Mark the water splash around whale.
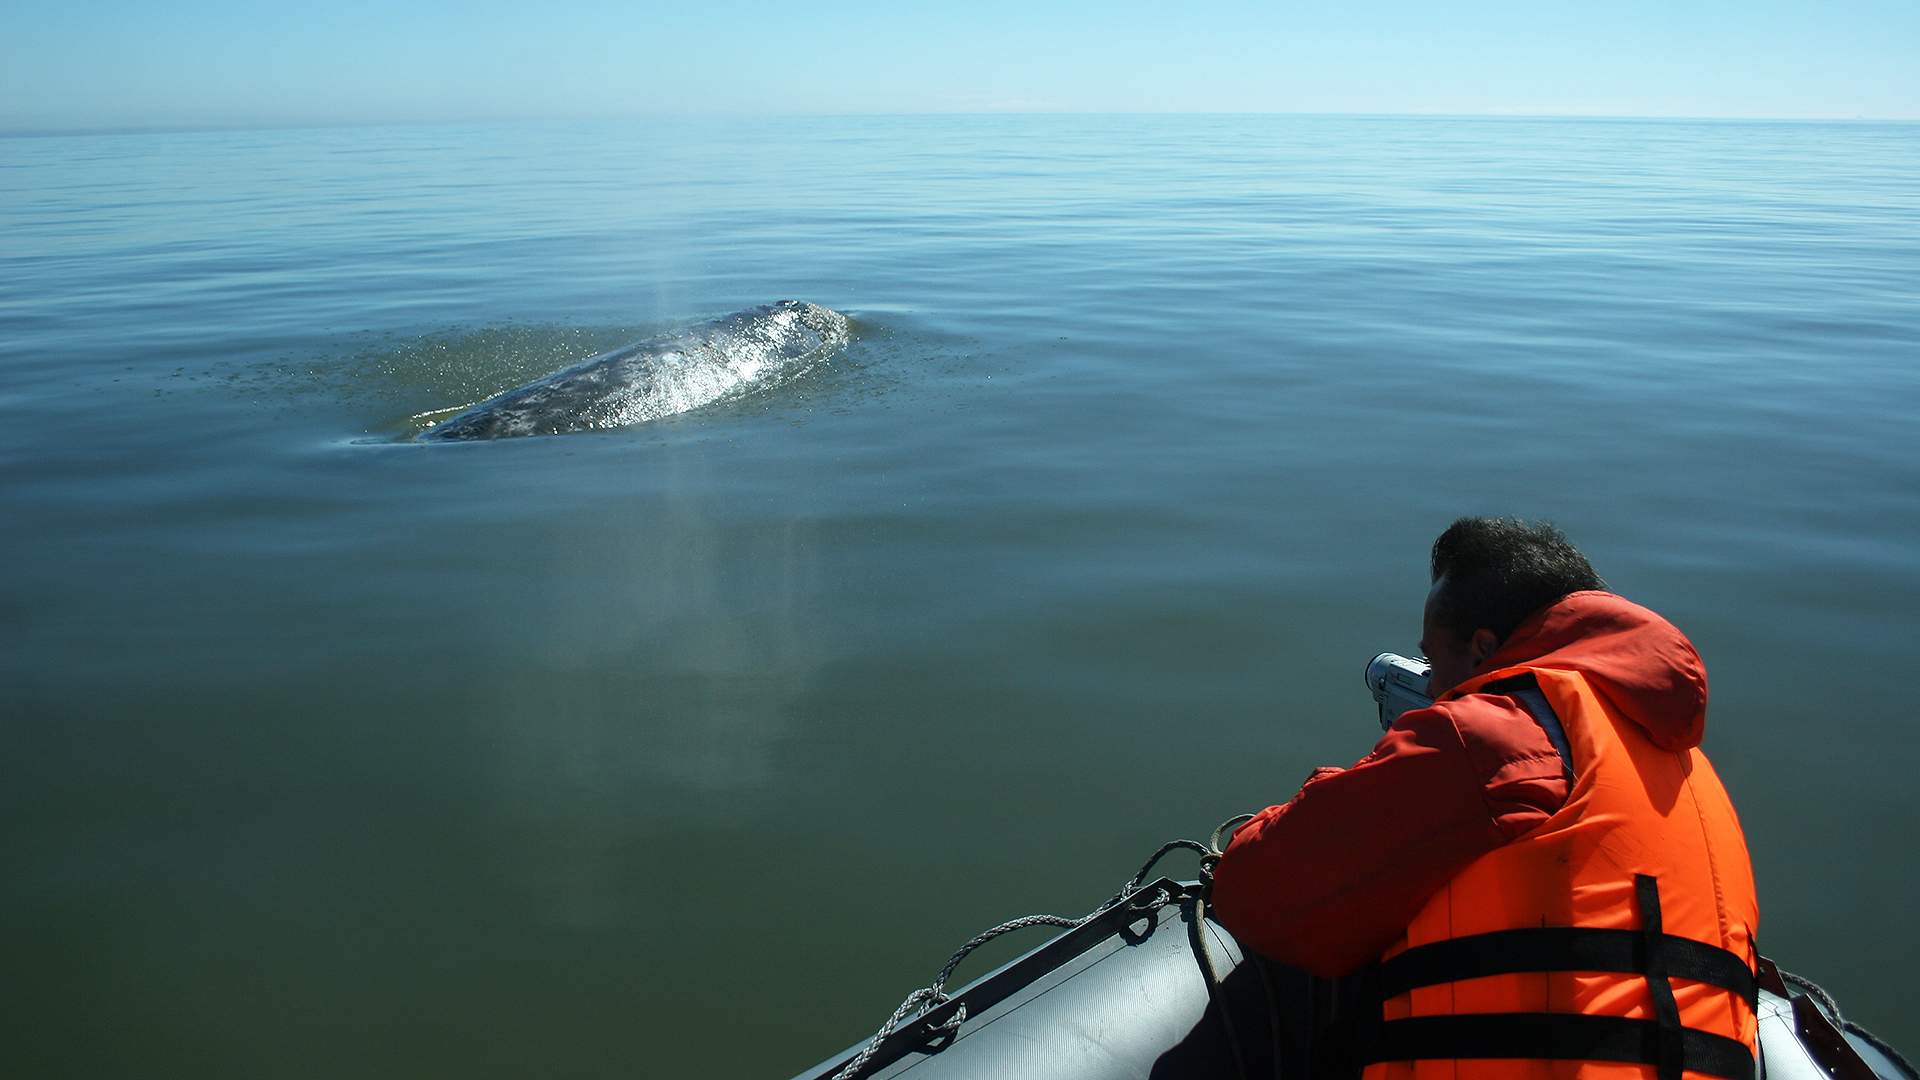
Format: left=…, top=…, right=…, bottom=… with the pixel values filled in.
left=417, top=300, right=851, bottom=441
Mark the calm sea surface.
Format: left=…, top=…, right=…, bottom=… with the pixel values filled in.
left=3, top=115, right=1917, bottom=1076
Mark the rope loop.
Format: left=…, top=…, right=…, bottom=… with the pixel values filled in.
left=1116, top=837, right=1216, bottom=902
left=928, top=1002, right=967, bottom=1038
left=1211, top=812, right=1256, bottom=854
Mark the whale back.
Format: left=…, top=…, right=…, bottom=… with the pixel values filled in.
left=419, top=300, right=850, bottom=441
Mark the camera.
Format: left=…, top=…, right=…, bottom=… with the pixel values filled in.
left=1365, top=652, right=1434, bottom=731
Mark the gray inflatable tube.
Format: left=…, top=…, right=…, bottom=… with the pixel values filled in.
left=789, top=881, right=1914, bottom=1080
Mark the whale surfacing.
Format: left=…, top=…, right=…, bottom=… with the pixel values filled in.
left=418, top=300, right=850, bottom=441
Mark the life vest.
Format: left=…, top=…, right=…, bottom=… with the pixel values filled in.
left=1360, top=663, right=1760, bottom=1080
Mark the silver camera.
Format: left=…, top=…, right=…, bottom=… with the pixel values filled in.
left=1365, top=652, right=1434, bottom=731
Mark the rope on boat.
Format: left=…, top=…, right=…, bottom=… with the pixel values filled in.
left=828, top=832, right=1236, bottom=1080
left=1778, top=968, right=1919, bottom=1079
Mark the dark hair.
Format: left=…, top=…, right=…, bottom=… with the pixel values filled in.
left=1429, top=517, right=1606, bottom=642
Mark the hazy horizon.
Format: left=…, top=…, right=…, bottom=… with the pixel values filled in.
left=6, top=108, right=1917, bottom=141
left=5, top=1, right=1916, bottom=135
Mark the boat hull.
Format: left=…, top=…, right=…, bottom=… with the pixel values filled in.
left=791, top=883, right=1912, bottom=1079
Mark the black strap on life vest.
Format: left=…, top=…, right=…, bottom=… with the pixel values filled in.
left=1478, top=672, right=1575, bottom=781
left=1638, top=873, right=1689, bottom=1080
left=1365, top=1014, right=1755, bottom=1079
left=1363, top=875, right=1757, bottom=1080
left=1373, top=922, right=1758, bottom=1004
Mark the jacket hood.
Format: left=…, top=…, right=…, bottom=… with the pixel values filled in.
left=1471, top=591, right=1709, bottom=751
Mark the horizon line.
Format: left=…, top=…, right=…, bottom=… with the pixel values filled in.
left=5, top=108, right=1915, bottom=140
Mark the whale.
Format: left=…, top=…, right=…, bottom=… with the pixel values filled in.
left=417, top=300, right=851, bottom=441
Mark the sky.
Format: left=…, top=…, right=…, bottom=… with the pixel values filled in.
left=3, top=0, right=1916, bottom=132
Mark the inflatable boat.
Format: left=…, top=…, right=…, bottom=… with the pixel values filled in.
left=787, top=869, right=1914, bottom=1079
left=789, top=655, right=1913, bottom=1079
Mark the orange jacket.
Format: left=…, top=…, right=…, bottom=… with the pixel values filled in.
left=1364, top=652, right=1759, bottom=1079
left=1214, top=592, right=1759, bottom=1077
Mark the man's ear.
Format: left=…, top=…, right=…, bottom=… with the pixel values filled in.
left=1469, top=628, right=1501, bottom=668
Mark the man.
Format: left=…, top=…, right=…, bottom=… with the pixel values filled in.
left=1212, top=517, right=1760, bottom=1079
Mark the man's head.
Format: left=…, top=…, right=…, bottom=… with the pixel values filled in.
left=1420, top=517, right=1607, bottom=696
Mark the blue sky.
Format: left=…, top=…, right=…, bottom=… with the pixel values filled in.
left=4, top=0, right=1916, bottom=131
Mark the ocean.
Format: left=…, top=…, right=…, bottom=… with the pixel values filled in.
left=3, top=114, right=1917, bottom=1076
